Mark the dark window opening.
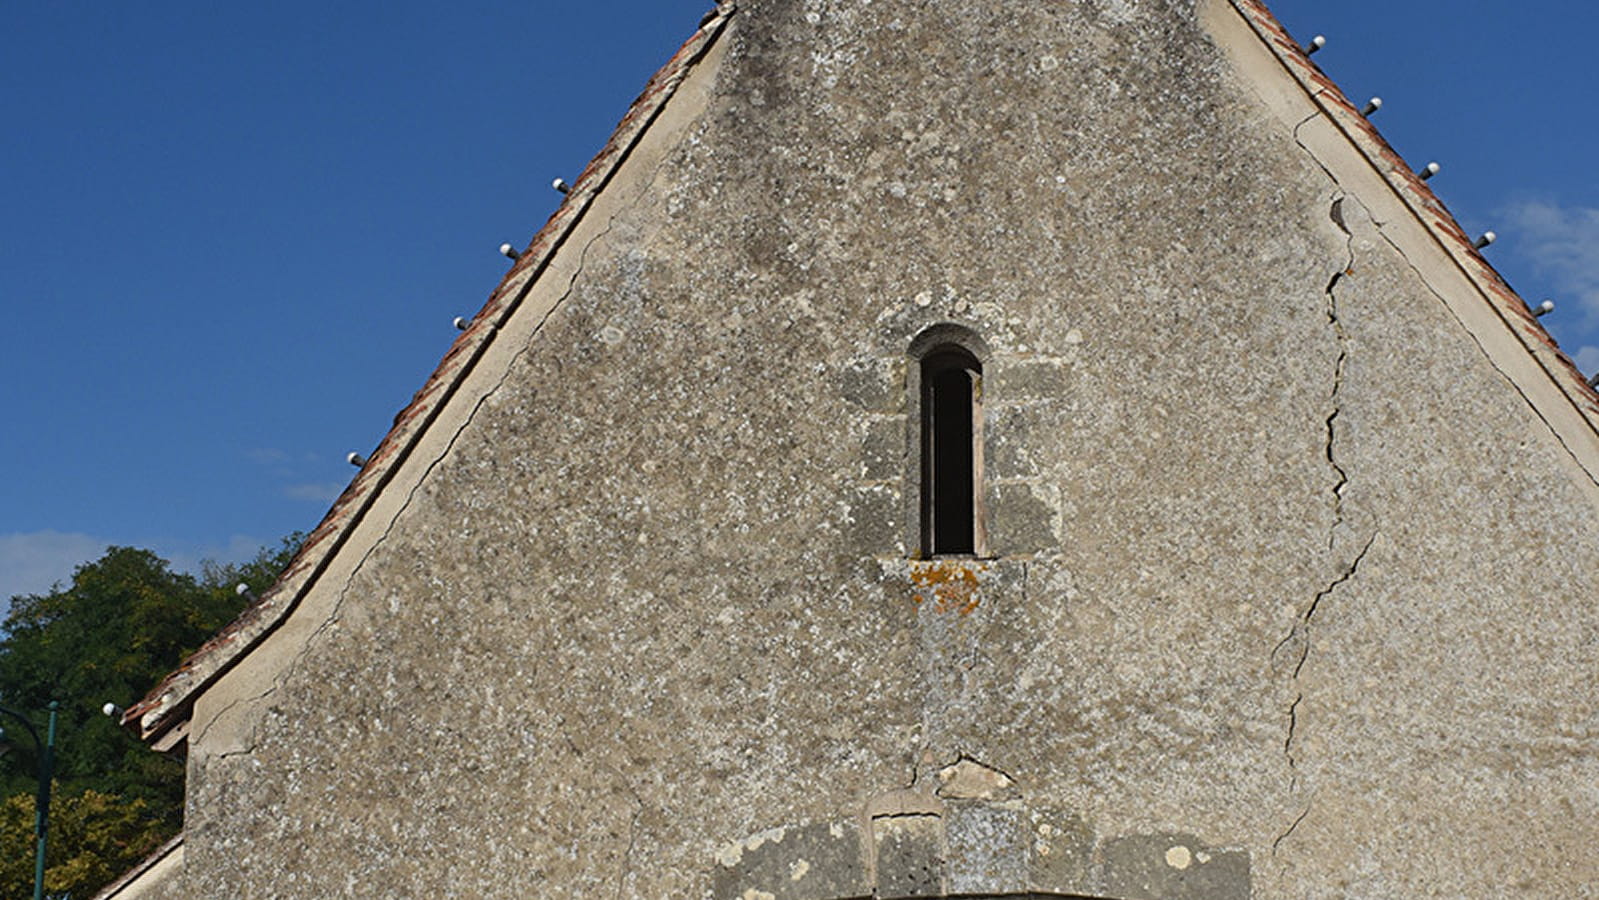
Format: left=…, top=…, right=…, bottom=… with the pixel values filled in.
left=921, top=347, right=983, bottom=556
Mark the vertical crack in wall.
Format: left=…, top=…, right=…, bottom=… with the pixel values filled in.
left=1282, top=694, right=1302, bottom=789
left=1270, top=193, right=1365, bottom=801
left=1018, top=560, right=1028, bottom=605
left=1271, top=802, right=1312, bottom=856
left=615, top=807, right=643, bottom=900
left=1272, top=532, right=1376, bottom=850
left=1323, top=196, right=1356, bottom=550
left=1293, top=96, right=1597, bottom=494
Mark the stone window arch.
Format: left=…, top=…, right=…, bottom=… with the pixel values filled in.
left=909, top=324, right=989, bottom=558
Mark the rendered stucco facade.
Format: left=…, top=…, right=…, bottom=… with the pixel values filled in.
left=122, top=0, right=1599, bottom=897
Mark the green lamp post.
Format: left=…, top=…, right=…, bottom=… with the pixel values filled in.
left=0, top=702, right=57, bottom=900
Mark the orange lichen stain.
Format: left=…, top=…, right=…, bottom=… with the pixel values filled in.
left=910, top=561, right=987, bottom=616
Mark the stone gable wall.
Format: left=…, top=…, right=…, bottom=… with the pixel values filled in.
left=174, top=1, right=1599, bottom=896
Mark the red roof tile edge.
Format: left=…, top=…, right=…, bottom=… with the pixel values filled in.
left=124, top=5, right=737, bottom=744
left=1229, top=0, right=1599, bottom=426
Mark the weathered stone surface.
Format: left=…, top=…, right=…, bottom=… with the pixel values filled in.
left=862, top=414, right=907, bottom=482
left=1101, top=832, right=1250, bottom=900
left=874, top=814, right=944, bottom=897
left=945, top=803, right=1028, bottom=894
left=987, top=482, right=1057, bottom=556
left=713, top=821, right=867, bottom=900
left=1027, top=807, right=1095, bottom=893
left=839, top=356, right=906, bottom=413
left=991, top=359, right=1073, bottom=404
left=848, top=483, right=901, bottom=554
left=161, top=0, right=1599, bottom=897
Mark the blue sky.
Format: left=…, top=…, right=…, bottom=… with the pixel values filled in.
left=2, top=1, right=1595, bottom=599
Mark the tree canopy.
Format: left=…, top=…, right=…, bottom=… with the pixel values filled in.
left=0, top=537, right=298, bottom=897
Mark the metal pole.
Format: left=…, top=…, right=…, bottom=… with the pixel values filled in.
left=31, top=703, right=56, bottom=900
left=0, top=705, right=51, bottom=900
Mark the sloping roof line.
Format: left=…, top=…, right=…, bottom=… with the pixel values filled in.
left=127, top=0, right=1597, bottom=744
left=1228, top=0, right=1599, bottom=431
left=123, top=4, right=738, bottom=743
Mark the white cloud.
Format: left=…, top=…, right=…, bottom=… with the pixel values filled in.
left=284, top=482, right=344, bottom=503
left=0, top=531, right=272, bottom=606
left=1577, top=346, right=1599, bottom=374
left=250, top=448, right=340, bottom=503
left=0, top=530, right=109, bottom=600
left=157, top=534, right=269, bottom=578
left=246, top=447, right=290, bottom=465
left=1503, top=199, right=1599, bottom=327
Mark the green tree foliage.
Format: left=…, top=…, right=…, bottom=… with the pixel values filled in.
left=0, top=788, right=169, bottom=899
left=0, top=536, right=299, bottom=895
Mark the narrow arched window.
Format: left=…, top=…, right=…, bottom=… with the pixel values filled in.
left=920, top=345, right=985, bottom=557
